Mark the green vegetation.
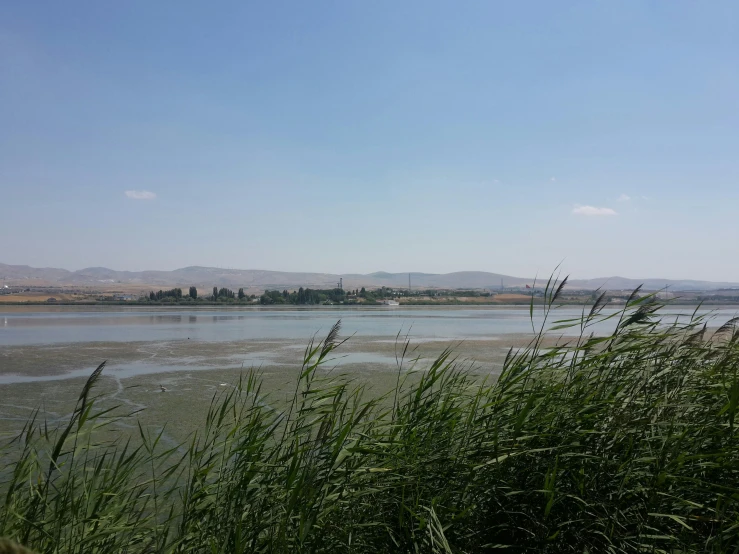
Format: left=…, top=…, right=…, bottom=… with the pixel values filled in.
left=214, top=287, right=236, bottom=300
left=141, top=287, right=257, bottom=304
left=257, top=286, right=493, bottom=305
left=148, top=288, right=184, bottom=301
left=2, top=282, right=739, bottom=553
left=260, top=287, right=348, bottom=305
left=7, top=282, right=739, bottom=306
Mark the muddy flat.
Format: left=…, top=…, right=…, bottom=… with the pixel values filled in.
left=2, top=305, right=735, bottom=442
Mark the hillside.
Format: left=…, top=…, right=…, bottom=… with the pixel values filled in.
left=1, top=263, right=738, bottom=291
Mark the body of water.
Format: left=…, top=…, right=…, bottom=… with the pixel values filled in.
left=2, top=306, right=737, bottom=386
left=1, top=305, right=737, bottom=347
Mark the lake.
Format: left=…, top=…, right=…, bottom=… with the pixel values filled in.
left=1, top=305, right=737, bottom=385
left=4, top=305, right=738, bottom=347
left=1, top=306, right=589, bottom=346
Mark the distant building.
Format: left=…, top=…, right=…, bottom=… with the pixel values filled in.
left=381, top=299, right=400, bottom=306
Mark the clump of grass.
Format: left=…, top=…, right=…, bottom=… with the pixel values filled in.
left=2, top=280, right=738, bottom=553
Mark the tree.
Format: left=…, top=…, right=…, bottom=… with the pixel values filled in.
left=148, top=288, right=183, bottom=301
left=238, top=288, right=245, bottom=300
left=213, top=286, right=218, bottom=300
left=189, top=286, right=197, bottom=300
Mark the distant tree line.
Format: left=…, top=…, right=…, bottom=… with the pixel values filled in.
left=148, top=286, right=357, bottom=304
left=213, top=287, right=235, bottom=299
left=149, top=288, right=183, bottom=301
left=145, top=285, right=499, bottom=304
left=144, top=286, right=255, bottom=303
left=260, top=287, right=347, bottom=305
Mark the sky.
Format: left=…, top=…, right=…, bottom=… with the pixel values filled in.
left=1, top=1, right=738, bottom=281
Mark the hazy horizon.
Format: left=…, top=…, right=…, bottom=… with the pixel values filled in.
left=2, top=1, right=738, bottom=280
left=4, top=260, right=739, bottom=286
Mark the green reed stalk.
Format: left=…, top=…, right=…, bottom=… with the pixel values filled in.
left=2, top=280, right=738, bottom=553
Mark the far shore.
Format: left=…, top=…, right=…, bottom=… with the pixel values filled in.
left=2, top=301, right=739, bottom=311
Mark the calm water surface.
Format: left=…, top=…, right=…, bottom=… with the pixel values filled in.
left=1, top=306, right=737, bottom=347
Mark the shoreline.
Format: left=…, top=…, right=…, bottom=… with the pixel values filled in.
left=3, top=302, right=739, bottom=312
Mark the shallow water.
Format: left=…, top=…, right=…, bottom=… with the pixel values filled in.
left=4, top=306, right=736, bottom=347
left=0, top=307, right=548, bottom=345
left=1, top=306, right=737, bottom=384
left=0, top=351, right=281, bottom=385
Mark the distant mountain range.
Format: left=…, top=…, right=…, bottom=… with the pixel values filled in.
left=1, top=263, right=738, bottom=292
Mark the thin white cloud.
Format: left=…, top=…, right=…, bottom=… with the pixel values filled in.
left=125, top=190, right=157, bottom=200
left=572, top=205, right=617, bottom=216
left=550, top=177, right=556, bottom=182
left=617, top=194, right=631, bottom=202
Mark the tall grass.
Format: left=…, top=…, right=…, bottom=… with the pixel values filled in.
left=2, top=281, right=739, bottom=553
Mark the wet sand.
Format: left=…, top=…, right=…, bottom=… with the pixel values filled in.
left=5, top=302, right=730, bottom=444
left=0, top=332, right=551, bottom=381
left=0, top=332, right=558, bottom=442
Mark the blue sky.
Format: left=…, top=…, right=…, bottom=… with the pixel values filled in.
left=1, top=1, right=738, bottom=280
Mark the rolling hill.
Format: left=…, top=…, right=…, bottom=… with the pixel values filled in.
left=1, top=263, right=737, bottom=292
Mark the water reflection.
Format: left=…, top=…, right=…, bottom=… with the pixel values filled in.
left=0, top=307, right=736, bottom=347
left=148, top=315, right=183, bottom=323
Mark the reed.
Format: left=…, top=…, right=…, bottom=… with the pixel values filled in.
left=2, top=279, right=738, bottom=553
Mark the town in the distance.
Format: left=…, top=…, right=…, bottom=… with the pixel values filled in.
left=2, top=262, right=739, bottom=306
